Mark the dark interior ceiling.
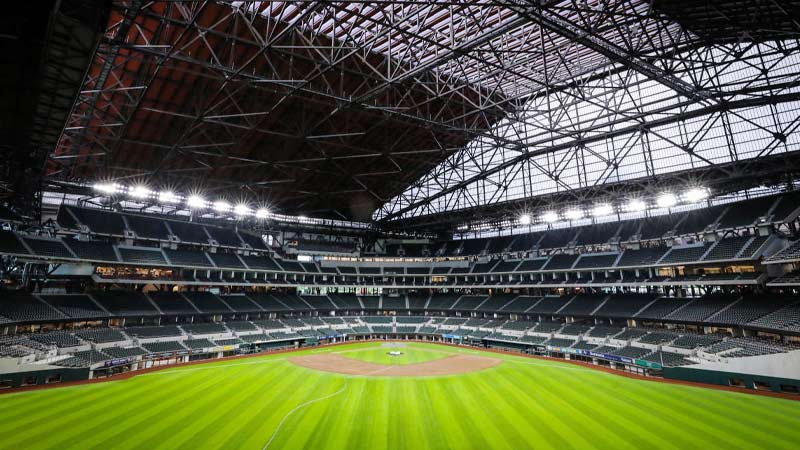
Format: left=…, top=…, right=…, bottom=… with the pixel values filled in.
left=1, top=0, right=106, bottom=219
left=41, top=1, right=512, bottom=221
left=8, top=0, right=800, bottom=227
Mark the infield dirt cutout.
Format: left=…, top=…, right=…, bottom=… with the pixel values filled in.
left=289, top=353, right=501, bottom=376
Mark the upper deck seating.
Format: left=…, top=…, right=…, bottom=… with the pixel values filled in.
left=125, top=214, right=170, bottom=240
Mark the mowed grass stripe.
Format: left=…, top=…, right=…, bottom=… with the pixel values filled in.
left=491, top=367, right=643, bottom=450
left=210, top=363, right=333, bottom=450
left=422, top=379, right=476, bottom=449
left=613, top=378, right=771, bottom=448
left=469, top=369, right=558, bottom=449
left=444, top=373, right=513, bottom=450
left=196, top=364, right=308, bottom=450
left=529, top=367, right=668, bottom=446
left=68, top=364, right=244, bottom=450
left=501, top=369, right=602, bottom=450
left=545, top=372, right=695, bottom=450
left=327, top=379, right=374, bottom=450
left=252, top=370, right=348, bottom=449
left=619, top=377, right=798, bottom=449
left=134, top=362, right=286, bottom=450
left=468, top=366, right=586, bottom=450
left=268, top=375, right=349, bottom=450
left=457, top=371, right=523, bottom=450
left=1, top=374, right=186, bottom=449
left=292, top=376, right=353, bottom=450
left=244, top=367, right=342, bottom=450
left=0, top=377, right=160, bottom=435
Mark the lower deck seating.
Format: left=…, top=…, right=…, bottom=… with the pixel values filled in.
left=670, top=334, right=723, bottom=349
left=519, top=335, right=547, bottom=344
left=184, top=292, right=232, bottom=313
left=39, top=295, right=107, bottom=319
left=706, top=296, right=796, bottom=325
left=637, top=331, right=678, bottom=345
left=75, top=328, right=126, bottom=343
left=571, top=341, right=598, bottom=350
left=610, top=346, right=650, bottom=359
left=125, top=326, right=182, bottom=338
left=501, top=320, right=536, bottom=331
left=224, top=321, right=257, bottom=331
left=0, top=291, right=65, bottom=322
left=29, top=331, right=82, bottom=348
left=142, top=341, right=187, bottom=353
left=92, top=291, right=160, bottom=316
left=183, top=338, right=216, bottom=349
left=500, top=296, right=540, bottom=313
left=533, top=322, right=563, bottom=333
left=103, top=346, right=147, bottom=358
left=640, top=351, right=693, bottom=367
left=182, top=323, right=227, bottom=335
left=664, top=295, right=732, bottom=322
left=614, top=328, right=649, bottom=340
left=586, top=326, right=624, bottom=337
left=545, top=337, right=575, bottom=347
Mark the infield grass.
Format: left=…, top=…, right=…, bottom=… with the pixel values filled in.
left=0, top=341, right=798, bottom=450
left=335, top=343, right=451, bottom=365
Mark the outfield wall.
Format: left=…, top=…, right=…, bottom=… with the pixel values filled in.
left=0, top=366, right=88, bottom=389
left=663, top=366, right=800, bottom=393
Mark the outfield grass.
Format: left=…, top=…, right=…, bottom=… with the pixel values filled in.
left=0, top=342, right=798, bottom=450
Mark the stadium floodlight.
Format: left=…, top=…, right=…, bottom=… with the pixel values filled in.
left=187, top=195, right=207, bottom=209
left=128, top=185, right=152, bottom=199
left=519, top=214, right=532, bottom=225
left=213, top=200, right=231, bottom=213
left=255, top=208, right=270, bottom=219
left=684, top=187, right=709, bottom=203
left=625, top=199, right=647, bottom=212
left=92, top=182, right=121, bottom=194
left=657, top=192, right=678, bottom=208
left=158, top=190, right=179, bottom=204
left=592, top=203, right=613, bottom=217
left=233, top=203, right=251, bottom=216
left=564, top=209, right=584, bottom=220
left=541, top=211, right=559, bottom=223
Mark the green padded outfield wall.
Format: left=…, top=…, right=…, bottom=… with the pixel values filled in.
left=0, top=367, right=89, bottom=389
left=664, top=366, right=800, bottom=393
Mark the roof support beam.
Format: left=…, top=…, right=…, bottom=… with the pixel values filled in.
left=500, top=0, right=713, bottom=101
left=376, top=91, right=800, bottom=223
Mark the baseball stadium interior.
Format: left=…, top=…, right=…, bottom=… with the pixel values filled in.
left=2, top=1, right=800, bottom=449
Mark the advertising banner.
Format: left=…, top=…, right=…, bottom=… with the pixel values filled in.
left=635, top=359, right=662, bottom=370
left=103, top=357, right=132, bottom=367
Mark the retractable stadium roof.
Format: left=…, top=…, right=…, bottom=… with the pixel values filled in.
left=12, top=0, right=800, bottom=227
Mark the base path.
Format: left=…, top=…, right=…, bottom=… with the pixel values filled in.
left=289, top=353, right=501, bottom=376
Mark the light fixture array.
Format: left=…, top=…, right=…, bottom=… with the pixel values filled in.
left=91, top=182, right=270, bottom=219
left=518, top=187, right=710, bottom=226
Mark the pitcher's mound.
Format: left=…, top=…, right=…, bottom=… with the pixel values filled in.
left=289, top=353, right=501, bottom=377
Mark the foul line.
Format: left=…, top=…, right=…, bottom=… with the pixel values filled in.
left=261, top=380, right=349, bottom=450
